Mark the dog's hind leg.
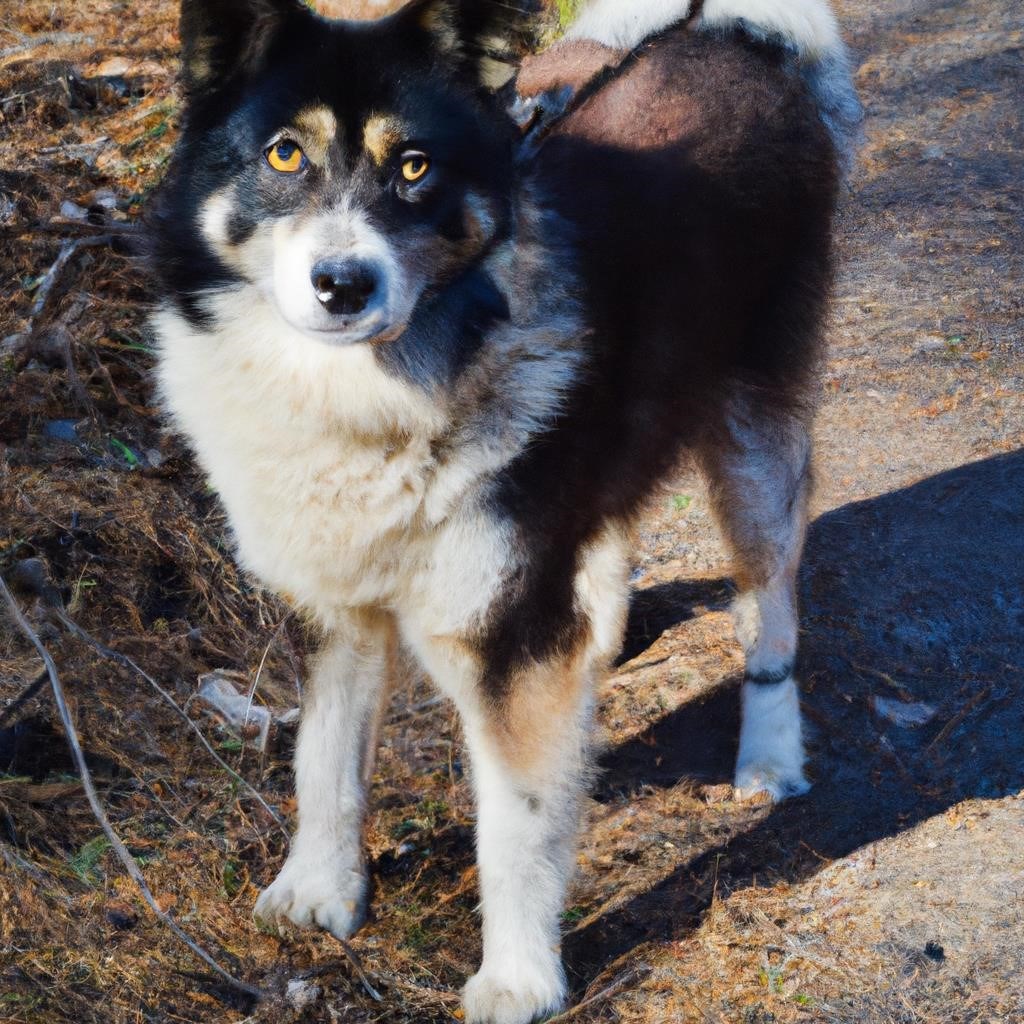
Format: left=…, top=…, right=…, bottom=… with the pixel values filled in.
left=696, top=395, right=813, bottom=802
left=254, top=609, right=394, bottom=939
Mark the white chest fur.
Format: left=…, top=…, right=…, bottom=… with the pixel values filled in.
left=153, top=294, right=465, bottom=621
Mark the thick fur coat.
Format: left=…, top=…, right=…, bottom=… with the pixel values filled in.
left=148, top=1, right=857, bottom=1020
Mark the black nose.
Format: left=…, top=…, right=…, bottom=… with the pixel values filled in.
left=311, top=259, right=380, bottom=316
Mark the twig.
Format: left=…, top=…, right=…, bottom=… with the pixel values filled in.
left=52, top=608, right=290, bottom=839
left=29, top=235, right=114, bottom=319
left=926, top=685, right=994, bottom=753
left=0, top=218, right=139, bottom=240
left=8, top=234, right=122, bottom=345
left=0, top=31, right=92, bottom=59
left=0, top=668, right=48, bottom=727
left=542, top=964, right=650, bottom=1023
left=387, top=693, right=444, bottom=723
left=245, top=616, right=290, bottom=710
left=337, top=938, right=383, bottom=1002
left=242, top=615, right=291, bottom=767
left=0, top=840, right=50, bottom=883
left=0, top=575, right=265, bottom=1002
left=852, top=662, right=916, bottom=703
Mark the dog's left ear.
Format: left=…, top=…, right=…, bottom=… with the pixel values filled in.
left=400, top=0, right=540, bottom=88
left=179, top=0, right=301, bottom=97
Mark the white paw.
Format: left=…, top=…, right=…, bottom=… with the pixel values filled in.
left=734, top=677, right=809, bottom=803
left=462, top=963, right=567, bottom=1024
left=254, top=852, right=367, bottom=940
left=733, top=762, right=810, bottom=802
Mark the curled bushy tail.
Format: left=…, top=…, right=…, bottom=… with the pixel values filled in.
left=565, top=0, right=863, bottom=172
left=796, top=42, right=863, bottom=174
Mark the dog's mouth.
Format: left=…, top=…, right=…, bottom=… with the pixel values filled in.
left=293, top=312, right=406, bottom=347
left=276, top=292, right=415, bottom=346
left=270, top=279, right=415, bottom=348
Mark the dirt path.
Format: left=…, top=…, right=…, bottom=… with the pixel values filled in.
left=1, top=1, right=1021, bottom=1022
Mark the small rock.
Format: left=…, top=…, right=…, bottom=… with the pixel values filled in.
left=59, top=200, right=89, bottom=221
left=105, top=901, right=139, bottom=930
left=276, top=707, right=301, bottom=727
left=286, top=978, right=322, bottom=1011
left=871, top=695, right=937, bottom=728
left=45, top=419, right=82, bottom=443
left=86, top=189, right=119, bottom=209
left=195, top=671, right=289, bottom=752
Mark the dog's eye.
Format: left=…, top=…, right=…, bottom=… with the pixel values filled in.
left=266, top=140, right=306, bottom=174
left=400, top=153, right=430, bottom=183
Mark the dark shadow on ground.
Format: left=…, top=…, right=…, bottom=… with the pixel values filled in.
left=615, top=577, right=733, bottom=667
left=567, top=449, right=1024, bottom=987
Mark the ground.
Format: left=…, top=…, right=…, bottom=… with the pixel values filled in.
left=0, top=1, right=1022, bottom=1022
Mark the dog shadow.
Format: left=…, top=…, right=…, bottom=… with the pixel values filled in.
left=566, top=448, right=1024, bottom=986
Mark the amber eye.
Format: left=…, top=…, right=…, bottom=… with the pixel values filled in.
left=401, top=153, right=430, bottom=183
left=266, top=140, right=306, bottom=174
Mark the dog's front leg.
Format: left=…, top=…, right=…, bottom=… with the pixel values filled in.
left=254, top=610, right=393, bottom=940
left=412, top=634, right=595, bottom=1024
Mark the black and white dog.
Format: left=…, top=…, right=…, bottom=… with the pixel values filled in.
left=148, top=1, right=858, bottom=1019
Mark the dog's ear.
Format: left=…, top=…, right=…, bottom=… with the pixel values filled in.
left=399, top=0, right=540, bottom=88
left=179, top=0, right=299, bottom=96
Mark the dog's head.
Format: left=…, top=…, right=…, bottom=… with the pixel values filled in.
left=154, top=0, right=536, bottom=344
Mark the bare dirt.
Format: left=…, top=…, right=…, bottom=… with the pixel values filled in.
left=1, top=1, right=1022, bottom=1022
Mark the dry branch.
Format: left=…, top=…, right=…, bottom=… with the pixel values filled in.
left=543, top=963, right=651, bottom=1023
left=52, top=607, right=290, bottom=838
left=28, top=235, right=115, bottom=322
left=337, top=938, right=383, bottom=1002
left=0, top=31, right=93, bottom=59
left=0, top=574, right=266, bottom=1002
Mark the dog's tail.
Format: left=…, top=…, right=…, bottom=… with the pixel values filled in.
left=564, top=0, right=863, bottom=173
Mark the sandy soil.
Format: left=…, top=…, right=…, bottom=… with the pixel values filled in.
left=1, top=1, right=1021, bottom=1022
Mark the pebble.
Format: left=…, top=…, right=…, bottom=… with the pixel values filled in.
left=286, top=978, right=322, bottom=1011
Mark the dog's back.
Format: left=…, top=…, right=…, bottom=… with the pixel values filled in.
left=485, top=24, right=840, bottom=680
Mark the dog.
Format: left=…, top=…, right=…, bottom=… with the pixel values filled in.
left=147, top=1, right=858, bottom=1020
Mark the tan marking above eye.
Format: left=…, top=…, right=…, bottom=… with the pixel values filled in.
left=401, top=154, right=430, bottom=183
left=364, top=114, right=406, bottom=166
left=293, top=105, right=337, bottom=154
left=266, top=140, right=306, bottom=173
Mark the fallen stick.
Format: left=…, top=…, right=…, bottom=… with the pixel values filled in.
left=542, top=963, right=651, bottom=1023
left=337, top=938, right=383, bottom=1002
left=52, top=608, right=290, bottom=839
left=925, top=685, right=994, bottom=754
left=0, top=575, right=265, bottom=1002
left=27, top=234, right=115, bottom=327
left=0, top=218, right=140, bottom=238
left=0, top=31, right=93, bottom=60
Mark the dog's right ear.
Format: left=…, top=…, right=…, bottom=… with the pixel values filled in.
left=179, top=0, right=298, bottom=96
left=397, top=0, right=540, bottom=88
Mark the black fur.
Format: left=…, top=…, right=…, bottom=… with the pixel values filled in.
left=480, top=29, right=837, bottom=690
left=374, top=266, right=510, bottom=389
